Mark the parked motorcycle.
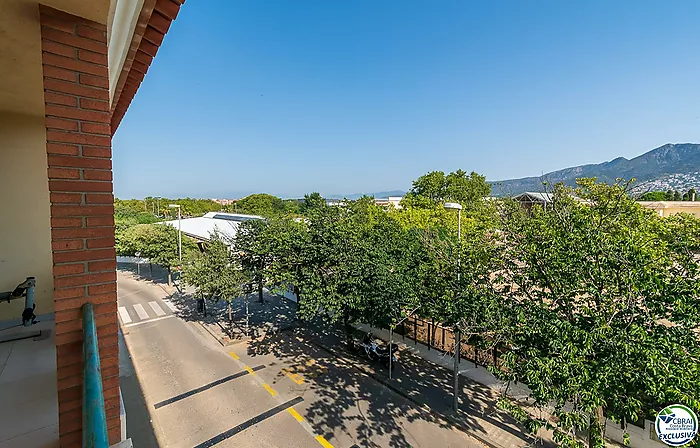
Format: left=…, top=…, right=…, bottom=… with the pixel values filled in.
left=358, top=332, right=398, bottom=368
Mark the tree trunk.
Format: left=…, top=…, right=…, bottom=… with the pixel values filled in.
left=258, top=279, right=264, bottom=303
left=588, top=407, right=605, bottom=448
left=149, top=262, right=153, bottom=277
left=294, top=285, right=301, bottom=309
left=167, top=267, right=172, bottom=286
left=227, top=301, right=232, bottom=322
left=245, top=297, right=250, bottom=337
left=343, top=310, right=352, bottom=347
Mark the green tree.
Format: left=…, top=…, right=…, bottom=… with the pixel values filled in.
left=234, top=219, right=275, bottom=303
left=682, top=188, right=697, bottom=201
left=116, top=223, right=196, bottom=285
left=114, top=198, right=160, bottom=232
left=638, top=191, right=668, bottom=201
left=264, top=217, right=310, bottom=306
left=162, top=198, right=223, bottom=217
left=494, top=179, right=700, bottom=447
left=300, top=192, right=326, bottom=215
left=408, top=171, right=446, bottom=202
left=182, top=233, right=245, bottom=322
left=404, top=169, right=491, bottom=208
left=673, top=190, right=681, bottom=201
left=293, top=200, right=423, bottom=343
left=236, top=194, right=286, bottom=217
left=283, top=199, right=302, bottom=215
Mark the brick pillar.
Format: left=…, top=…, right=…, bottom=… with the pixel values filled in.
left=39, top=6, right=121, bottom=447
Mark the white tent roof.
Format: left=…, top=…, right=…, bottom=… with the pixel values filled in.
left=160, top=212, right=264, bottom=242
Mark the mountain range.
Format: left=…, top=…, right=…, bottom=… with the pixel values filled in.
left=313, top=143, right=700, bottom=200
left=491, top=143, right=700, bottom=196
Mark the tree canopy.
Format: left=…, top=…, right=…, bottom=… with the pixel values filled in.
left=181, top=233, right=245, bottom=320
left=117, top=171, right=700, bottom=448
left=116, top=223, right=197, bottom=283
left=233, top=193, right=287, bottom=218
left=639, top=189, right=698, bottom=201
left=291, top=199, right=425, bottom=339
left=493, top=179, right=700, bottom=447
left=300, top=192, right=326, bottom=214
left=233, top=218, right=277, bottom=302
left=404, top=169, right=491, bottom=208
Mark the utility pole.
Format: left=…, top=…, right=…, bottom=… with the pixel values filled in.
left=444, top=202, right=463, bottom=413
left=168, top=204, right=182, bottom=264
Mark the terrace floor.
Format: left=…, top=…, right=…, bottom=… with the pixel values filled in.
left=0, top=318, right=58, bottom=448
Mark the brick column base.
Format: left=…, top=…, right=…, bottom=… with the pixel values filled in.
left=39, top=5, right=120, bottom=446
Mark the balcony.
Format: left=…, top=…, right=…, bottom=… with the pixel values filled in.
left=0, top=1, right=183, bottom=445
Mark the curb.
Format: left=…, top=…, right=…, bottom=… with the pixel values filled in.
left=195, top=320, right=248, bottom=347
left=302, top=333, right=509, bottom=448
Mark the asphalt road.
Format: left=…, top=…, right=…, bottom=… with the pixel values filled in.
left=118, top=270, right=481, bottom=448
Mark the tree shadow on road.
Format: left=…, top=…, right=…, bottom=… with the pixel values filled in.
left=123, top=271, right=543, bottom=448
left=118, top=261, right=173, bottom=287
left=240, top=297, right=541, bottom=448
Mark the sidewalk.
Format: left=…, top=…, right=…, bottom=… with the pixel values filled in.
left=300, top=322, right=553, bottom=448
left=158, top=277, right=299, bottom=346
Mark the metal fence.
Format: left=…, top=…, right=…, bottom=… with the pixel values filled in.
left=393, top=316, right=502, bottom=370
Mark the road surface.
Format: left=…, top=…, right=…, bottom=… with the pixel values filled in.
left=118, top=270, right=481, bottom=448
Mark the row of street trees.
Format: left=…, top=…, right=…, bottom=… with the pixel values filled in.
left=639, top=188, right=698, bottom=201
left=188, top=171, right=699, bottom=448
left=116, top=223, right=197, bottom=285
left=118, top=170, right=699, bottom=448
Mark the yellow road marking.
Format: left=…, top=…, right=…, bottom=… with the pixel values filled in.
left=282, top=368, right=305, bottom=385
left=244, top=365, right=255, bottom=375
left=287, top=408, right=304, bottom=422
left=315, top=435, right=334, bottom=448
left=262, top=383, right=277, bottom=397
left=228, top=351, right=239, bottom=360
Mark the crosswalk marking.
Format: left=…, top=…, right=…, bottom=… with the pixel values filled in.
left=118, top=301, right=176, bottom=327
left=118, top=306, right=132, bottom=324
left=148, top=301, right=166, bottom=316
left=133, top=303, right=149, bottom=320
left=123, top=315, right=175, bottom=328
left=161, top=299, right=178, bottom=313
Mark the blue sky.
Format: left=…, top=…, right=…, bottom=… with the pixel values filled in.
left=113, top=1, right=700, bottom=199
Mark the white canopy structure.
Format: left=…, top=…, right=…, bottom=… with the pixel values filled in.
left=161, top=212, right=264, bottom=242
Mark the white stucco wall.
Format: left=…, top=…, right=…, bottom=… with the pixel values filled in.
left=0, top=112, right=54, bottom=320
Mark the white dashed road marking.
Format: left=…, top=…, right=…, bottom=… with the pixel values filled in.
left=161, top=299, right=178, bottom=313
left=133, top=303, right=149, bottom=320
left=148, top=301, right=166, bottom=316
left=118, top=306, right=132, bottom=324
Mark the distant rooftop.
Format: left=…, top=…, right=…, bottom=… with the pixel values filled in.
left=161, top=212, right=264, bottom=242
left=205, top=212, right=264, bottom=222
left=513, top=192, right=554, bottom=203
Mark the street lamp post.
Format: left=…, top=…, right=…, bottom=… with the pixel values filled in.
left=444, top=202, right=462, bottom=413
left=168, top=204, right=182, bottom=264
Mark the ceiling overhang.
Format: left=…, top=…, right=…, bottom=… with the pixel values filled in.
left=109, top=0, right=183, bottom=134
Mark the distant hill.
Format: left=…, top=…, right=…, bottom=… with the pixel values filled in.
left=491, top=143, right=700, bottom=196
left=326, top=190, right=407, bottom=200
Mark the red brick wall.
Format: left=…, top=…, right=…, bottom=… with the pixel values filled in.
left=39, top=5, right=121, bottom=446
